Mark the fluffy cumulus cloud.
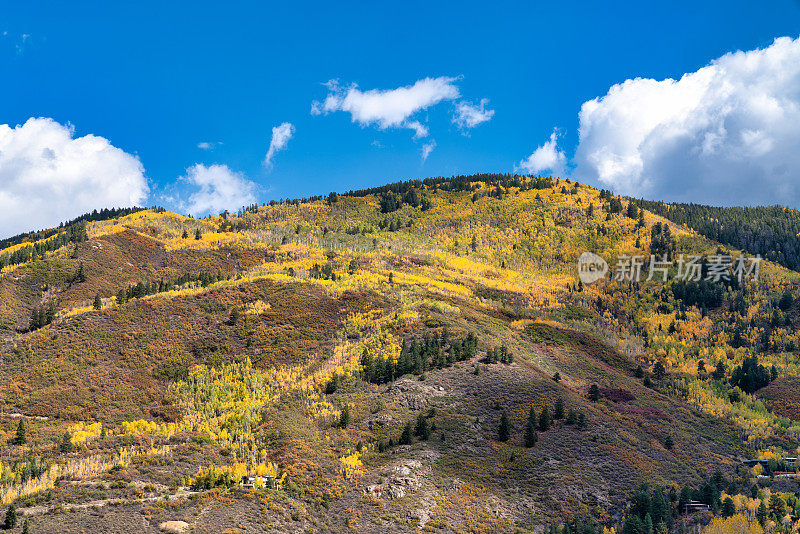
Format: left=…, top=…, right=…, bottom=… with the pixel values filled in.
left=574, top=36, right=800, bottom=205
left=311, top=77, right=460, bottom=137
left=181, top=163, right=257, bottom=216
left=264, top=122, right=295, bottom=167
left=0, top=117, right=148, bottom=238
left=453, top=98, right=495, bottom=130
left=517, top=129, right=566, bottom=176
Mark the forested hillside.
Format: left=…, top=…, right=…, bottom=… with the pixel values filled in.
left=0, top=207, right=145, bottom=251
left=634, top=199, right=800, bottom=271
left=1, top=176, right=799, bottom=533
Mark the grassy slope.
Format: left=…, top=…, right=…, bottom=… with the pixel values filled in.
left=757, top=377, right=800, bottom=421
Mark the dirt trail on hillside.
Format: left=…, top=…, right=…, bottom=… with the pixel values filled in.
left=17, top=486, right=198, bottom=517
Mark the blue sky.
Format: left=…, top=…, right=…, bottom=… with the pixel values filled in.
left=1, top=1, right=800, bottom=236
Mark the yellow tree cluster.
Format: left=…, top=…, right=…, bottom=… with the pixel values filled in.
left=339, top=450, right=364, bottom=482
left=0, top=443, right=171, bottom=505
left=702, top=515, right=763, bottom=534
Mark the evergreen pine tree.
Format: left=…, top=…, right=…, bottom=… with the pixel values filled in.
left=414, top=414, right=430, bottom=441
left=60, top=432, right=74, bottom=453
left=195, top=228, right=202, bottom=240
left=712, top=361, right=726, bottom=381
left=93, top=293, right=102, bottom=310
left=653, top=361, right=666, bottom=379
left=397, top=341, right=409, bottom=375
left=4, top=505, right=16, bottom=529
left=498, top=411, right=510, bottom=442
left=399, top=421, right=413, bottom=445
left=577, top=412, right=587, bottom=428
left=566, top=409, right=577, bottom=425
left=339, top=404, right=350, bottom=428
left=770, top=494, right=787, bottom=518
left=29, top=307, right=41, bottom=331
left=524, top=406, right=538, bottom=448
left=182, top=229, right=189, bottom=239
left=650, top=488, right=668, bottom=525
left=325, top=373, right=340, bottom=394
left=721, top=497, right=735, bottom=517
left=413, top=348, right=424, bottom=375
left=15, top=420, right=26, bottom=445
left=554, top=398, right=564, bottom=420
left=643, top=513, right=653, bottom=534
left=538, top=406, right=550, bottom=431
left=757, top=501, right=768, bottom=525
left=622, top=516, right=642, bottom=534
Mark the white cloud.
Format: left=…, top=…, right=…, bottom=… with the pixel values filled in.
left=0, top=117, right=148, bottom=238
left=574, top=36, right=800, bottom=205
left=181, top=163, right=256, bottom=215
left=405, top=120, right=429, bottom=139
left=264, top=122, right=294, bottom=167
left=421, top=140, right=436, bottom=162
left=517, top=130, right=566, bottom=176
left=311, top=77, right=460, bottom=137
left=197, top=141, right=225, bottom=151
left=453, top=98, right=495, bottom=130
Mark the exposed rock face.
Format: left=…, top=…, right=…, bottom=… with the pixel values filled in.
left=359, top=411, right=397, bottom=430
left=388, top=459, right=423, bottom=498
left=159, top=521, right=189, bottom=533
left=385, top=379, right=442, bottom=410
left=364, top=484, right=383, bottom=498
left=361, top=458, right=424, bottom=501
left=388, top=484, right=407, bottom=499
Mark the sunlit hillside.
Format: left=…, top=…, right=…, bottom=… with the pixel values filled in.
left=2, top=174, right=800, bottom=533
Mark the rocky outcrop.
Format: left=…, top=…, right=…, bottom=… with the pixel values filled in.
left=159, top=521, right=189, bottom=533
